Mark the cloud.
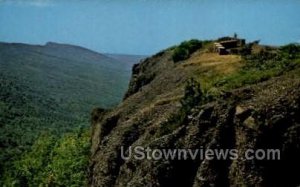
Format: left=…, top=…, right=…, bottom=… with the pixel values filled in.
left=0, top=0, right=53, bottom=7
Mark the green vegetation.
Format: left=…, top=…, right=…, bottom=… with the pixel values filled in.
left=158, top=78, right=203, bottom=136
left=280, top=43, right=300, bottom=59
left=0, top=43, right=134, bottom=185
left=159, top=43, right=300, bottom=138
left=164, top=42, right=300, bottom=136
left=214, top=44, right=300, bottom=90
left=180, top=78, right=203, bottom=112
left=139, top=41, right=300, bottom=140
left=1, top=39, right=300, bottom=186
left=2, top=130, right=90, bottom=186
left=172, top=39, right=203, bottom=62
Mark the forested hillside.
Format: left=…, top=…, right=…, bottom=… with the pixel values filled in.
left=0, top=42, right=143, bottom=185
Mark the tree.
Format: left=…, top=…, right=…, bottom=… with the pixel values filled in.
left=172, top=47, right=189, bottom=62
left=180, top=78, right=203, bottom=112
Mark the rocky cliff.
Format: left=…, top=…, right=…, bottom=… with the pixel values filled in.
left=89, top=41, right=300, bottom=187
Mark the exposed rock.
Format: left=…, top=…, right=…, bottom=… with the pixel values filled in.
left=90, top=47, right=300, bottom=186
left=235, top=106, right=245, bottom=116
left=243, top=116, right=256, bottom=130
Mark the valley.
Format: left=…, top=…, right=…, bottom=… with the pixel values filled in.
left=0, top=42, right=144, bottom=185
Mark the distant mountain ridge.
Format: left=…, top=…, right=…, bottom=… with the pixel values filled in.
left=0, top=41, right=144, bottom=122
left=0, top=41, right=145, bottom=181
left=0, top=41, right=144, bottom=70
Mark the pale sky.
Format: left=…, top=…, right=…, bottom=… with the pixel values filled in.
left=1, top=0, right=300, bottom=55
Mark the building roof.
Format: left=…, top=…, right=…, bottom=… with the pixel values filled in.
left=219, top=39, right=240, bottom=44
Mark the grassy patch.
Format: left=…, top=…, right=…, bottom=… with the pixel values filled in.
left=213, top=44, right=300, bottom=91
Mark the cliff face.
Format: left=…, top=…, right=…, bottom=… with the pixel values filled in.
left=89, top=43, right=300, bottom=187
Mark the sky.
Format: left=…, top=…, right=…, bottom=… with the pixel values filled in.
left=0, top=0, right=300, bottom=55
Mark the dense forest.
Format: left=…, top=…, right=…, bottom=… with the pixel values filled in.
left=0, top=42, right=142, bottom=186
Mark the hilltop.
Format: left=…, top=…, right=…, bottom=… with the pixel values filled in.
left=90, top=38, right=300, bottom=186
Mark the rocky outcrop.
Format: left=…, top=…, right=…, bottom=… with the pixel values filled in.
left=89, top=48, right=300, bottom=186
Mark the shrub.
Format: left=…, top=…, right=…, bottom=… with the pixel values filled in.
left=180, top=39, right=203, bottom=54
left=280, top=44, right=300, bottom=59
left=180, top=78, right=203, bottom=113
left=214, top=44, right=300, bottom=90
left=172, top=39, right=203, bottom=62
left=173, top=47, right=189, bottom=62
left=158, top=78, right=203, bottom=136
left=243, top=50, right=281, bottom=70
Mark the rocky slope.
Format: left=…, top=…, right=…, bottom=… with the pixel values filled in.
left=89, top=41, right=300, bottom=186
